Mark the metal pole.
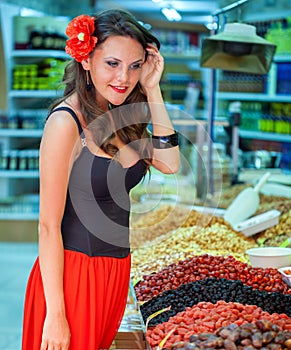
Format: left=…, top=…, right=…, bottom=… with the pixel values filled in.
left=206, top=0, right=252, bottom=197
left=206, top=67, right=216, bottom=196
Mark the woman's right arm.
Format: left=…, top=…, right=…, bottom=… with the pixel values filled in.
left=38, top=111, right=80, bottom=350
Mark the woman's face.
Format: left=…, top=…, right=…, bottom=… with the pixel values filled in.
left=83, top=35, right=145, bottom=109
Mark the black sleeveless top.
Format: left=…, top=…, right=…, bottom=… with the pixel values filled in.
left=48, top=107, right=146, bottom=258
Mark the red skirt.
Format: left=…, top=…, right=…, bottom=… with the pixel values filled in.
left=22, top=250, right=131, bottom=350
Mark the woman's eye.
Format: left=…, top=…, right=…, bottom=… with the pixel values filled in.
left=106, top=61, right=142, bottom=70
left=107, top=61, right=118, bottom=67
left=130, top=63, right=142, bottom=70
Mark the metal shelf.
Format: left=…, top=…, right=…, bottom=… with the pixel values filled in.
left=274, top=55, right=291, bottom=62
left=163, top=52, right=201, bottom=63
left=217, top=92, right=291, bottom=103
left=0, top=170, right=39, bottom=178
left=172, top=118, right=228, bottom=127
left=239, top=130, right=291, bottom=143
left=12, top=49, right=69, bottom=59
left=0, top=129, right=43, bottom=137
left=9, top=90, right=63, bottom=98
left=0, top=212, right=39, bottom=220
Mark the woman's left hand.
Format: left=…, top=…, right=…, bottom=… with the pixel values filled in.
left=139, top=44, right=164, bottom=92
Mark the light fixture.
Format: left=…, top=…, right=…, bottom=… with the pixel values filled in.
left=206, top=21, right=218, bottom=31
left=161, top=7, right=182, bottom=22
left=200, top=22, right=277, bottom=74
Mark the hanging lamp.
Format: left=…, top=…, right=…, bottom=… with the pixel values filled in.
left=200, top=22, right=277, bottom=74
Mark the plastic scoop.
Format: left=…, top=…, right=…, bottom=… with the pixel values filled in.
left=224, top=171, right=271, bottom=226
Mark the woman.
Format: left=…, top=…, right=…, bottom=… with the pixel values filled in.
left=22, top=8, right=180, bottom=350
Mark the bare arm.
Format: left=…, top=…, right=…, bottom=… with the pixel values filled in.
left=140, top=44, right=180, bottom=174
left=38, top=111, right=79, bottom=350
left=146, top=86, right=180, bottom=174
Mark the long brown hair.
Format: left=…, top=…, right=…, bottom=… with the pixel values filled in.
left=50, top=9, right=161, bottom=171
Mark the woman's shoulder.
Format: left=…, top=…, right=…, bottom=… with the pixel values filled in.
left=48, top=99, right=85, bottom=128
left=42, top=108, right=82, bottom=147
left=46, top=107, right=76, bottom=129
left=42, top=104, right=84, bottom=158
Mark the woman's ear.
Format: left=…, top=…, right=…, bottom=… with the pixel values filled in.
left=81, top=59, right=90, bottom=70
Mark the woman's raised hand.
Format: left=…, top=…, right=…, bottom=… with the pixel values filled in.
left=139, top=43, right=164, bottom=93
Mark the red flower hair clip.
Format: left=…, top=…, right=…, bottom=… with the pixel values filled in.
left=65, top=14, right=98, bottom=62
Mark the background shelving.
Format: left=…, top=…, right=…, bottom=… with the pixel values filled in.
left=216, top=56, right=291, bottom=145
left=0, top=4, right=70, bottom=220
left=161, top=53, right=205, bottom=108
